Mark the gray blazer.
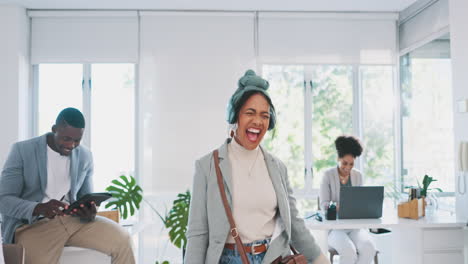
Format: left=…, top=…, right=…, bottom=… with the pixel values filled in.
left=319, top=167, right=363, bottom=210
left=185, top=139, right=321, bottom=264
left=0, top=134, right=93, bottom=243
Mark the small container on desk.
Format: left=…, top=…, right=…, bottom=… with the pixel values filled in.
left=397, top=198, right=425, bottom=220
left=326, top=202, right=337, bottom=220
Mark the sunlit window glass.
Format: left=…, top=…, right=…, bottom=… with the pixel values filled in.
left=400, top=39, right=454, bottom=192
left=91, top=64, right=135, bottom=192
left=361, top=66, right=395, bottom=187
left=311, top=66, right=353, bottom=187
left=38, top=64, right=83, bottom=135
left=262, top=65, right=306, bottom=189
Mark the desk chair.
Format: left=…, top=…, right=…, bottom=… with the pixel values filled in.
left=2, top=244, right=25, bottom=264
left=317, top=197, right=380, bottom=264
left=328, top=247, right=379, bottom=264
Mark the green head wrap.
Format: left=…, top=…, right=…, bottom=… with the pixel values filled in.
left=226, top=70, right=276, bottom=130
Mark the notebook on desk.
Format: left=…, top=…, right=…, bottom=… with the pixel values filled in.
left=338, top=186, right=384, bottom=219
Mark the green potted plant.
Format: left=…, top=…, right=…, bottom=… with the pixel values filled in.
left=419, top=175, right=443, bottom=215
left=418, top=174, right=443, bottom=197
left=405, top=174, right=443, bottom=197
left=405, top=174, right=443, bottom=216
left=105, top=176, right=191, bottom=263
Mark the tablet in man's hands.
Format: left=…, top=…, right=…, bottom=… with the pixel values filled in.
left=63, top=192, right=112, bottom=214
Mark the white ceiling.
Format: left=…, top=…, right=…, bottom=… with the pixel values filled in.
left=0, top=0, right=419, bottom=12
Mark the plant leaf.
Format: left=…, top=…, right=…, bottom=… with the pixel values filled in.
left=165, top=190, right=191, bottom=249
left=106, top=175, right=143, bottom=220
left=111, top=179, right=127, bottom=189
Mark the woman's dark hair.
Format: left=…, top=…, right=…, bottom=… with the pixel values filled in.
left=232, top=90, right=276, bottom=130
left=335, top=135, right=363, bottom=158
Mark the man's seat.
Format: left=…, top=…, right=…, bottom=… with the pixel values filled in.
left=2, top=244, right=25, bottom=264
left=59, top=247, right=111, bottom=264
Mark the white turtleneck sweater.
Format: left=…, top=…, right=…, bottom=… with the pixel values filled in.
left=226, top=138, right=278, bottom=243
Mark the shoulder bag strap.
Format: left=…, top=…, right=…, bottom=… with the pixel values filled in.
left=213, top=150, right=250, bottom=264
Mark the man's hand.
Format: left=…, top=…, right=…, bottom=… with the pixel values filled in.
left=70, top=201, right=97, bottom=221
left=33, top=199, right=68, bottom=219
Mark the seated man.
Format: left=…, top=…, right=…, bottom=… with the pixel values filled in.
left=0, top=108, right=135, bottom=264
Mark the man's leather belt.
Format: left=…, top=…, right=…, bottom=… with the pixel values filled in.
left=224, top=242, right=268, bottom=255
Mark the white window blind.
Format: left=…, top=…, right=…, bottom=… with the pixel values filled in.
left=258, top=12, right=398, bottom=65
left=399, top=0, right=449, bottom=54
left=30, top=11, right=138, bottom=63
left=139, top=11, right=256, bottom=192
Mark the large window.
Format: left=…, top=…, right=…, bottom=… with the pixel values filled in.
left=36, top=63, right=135, bottom=192
left=400, top=38, right=454, bottom=193
left=262, top=65, right=395, bottom=193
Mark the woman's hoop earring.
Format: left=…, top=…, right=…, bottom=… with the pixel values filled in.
left=228, top=123, right=238, bottom=138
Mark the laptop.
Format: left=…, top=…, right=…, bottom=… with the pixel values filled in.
left=338, top=186, right=384, bottom=219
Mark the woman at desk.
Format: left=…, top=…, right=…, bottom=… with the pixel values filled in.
left=319, top=135, right=377, bottom=264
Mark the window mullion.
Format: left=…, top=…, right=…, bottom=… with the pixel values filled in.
left=352, top=65, right=363, bottom=171
left=395, top=59, right=404, bottom=193
left=82, top=64, right=92, bottom=148
left=304, top=67, right=313, bottom=191
left=31, top=65, right=39, bottom=137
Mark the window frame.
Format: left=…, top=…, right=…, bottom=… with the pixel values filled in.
left=398, top=53, right=455, bottom=194
left=31, top=62, right=139, bottom=189
left=261, top=63, right=397, bottom=198
left=262, top=61, right=454, bottom=201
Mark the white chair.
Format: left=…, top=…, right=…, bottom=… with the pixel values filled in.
left=59, top=211, right=120, bottom=264
left=59, top=247, right=111, bottom=264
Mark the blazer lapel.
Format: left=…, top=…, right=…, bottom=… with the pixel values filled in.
left=36, top=135, right=48, bottom=194
left=216, top=139, right=233, bottom=206
left=332, top=167, right=340, bottom=200
left=262, top=147, right=291, bottom=239
left=351, top=170, right=359, bottom=186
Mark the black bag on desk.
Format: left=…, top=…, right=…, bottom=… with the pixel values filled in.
left=326, top=204, right=337, bottom=220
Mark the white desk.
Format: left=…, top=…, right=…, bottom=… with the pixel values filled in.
left=306, top=209, right=466, bottom=264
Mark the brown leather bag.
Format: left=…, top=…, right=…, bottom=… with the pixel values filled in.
left=271, top=246, right=307, bottom=264
left=213, top=150, right=307, bottom=264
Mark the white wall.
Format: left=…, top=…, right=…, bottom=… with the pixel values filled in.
left=399, top=0, right=449, bottom=54
left=0, top=5, right=30, bottom=165
left=449, top=0, right=468, bottom=221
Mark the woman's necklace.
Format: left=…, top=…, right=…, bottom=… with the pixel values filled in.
left=246, top=149, right=260, bottom=177
left=230, top=141, right=261, bottom=177
left=338, top=169, right=350, bottom=184
left=339, top=176, right=349, bottom=184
